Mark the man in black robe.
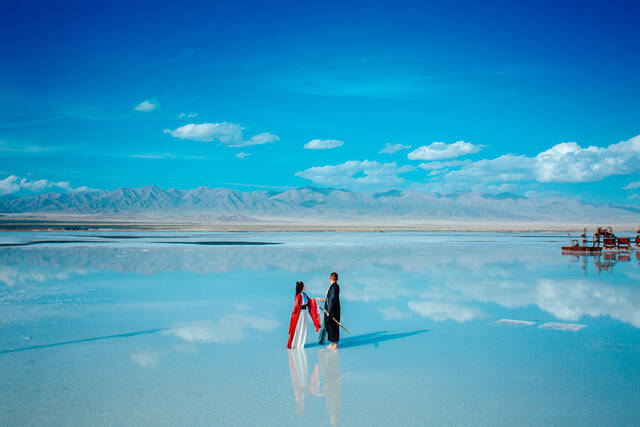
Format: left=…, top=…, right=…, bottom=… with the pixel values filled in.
left=318, top=272, right=341, bottom=350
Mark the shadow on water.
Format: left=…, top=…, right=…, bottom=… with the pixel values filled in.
left=0, top=327, right=174, bottom=355
left=305, top=329, right=429, bottom=350
left=2, top=328, right=429, bottom=355
left=0, top=240, right=280, bottom=247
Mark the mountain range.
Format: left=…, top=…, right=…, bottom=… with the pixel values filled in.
left=1, top=185, right=639, bottom=223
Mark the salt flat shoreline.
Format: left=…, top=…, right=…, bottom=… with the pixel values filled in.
left=1, top=215, right=638, bottom=233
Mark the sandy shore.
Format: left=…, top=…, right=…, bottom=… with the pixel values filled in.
left=0, top=214, right=638, bottom=232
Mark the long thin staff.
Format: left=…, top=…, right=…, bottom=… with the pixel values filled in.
left=321, top=307, right=352, bottom=335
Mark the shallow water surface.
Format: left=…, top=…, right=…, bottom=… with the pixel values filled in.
left=1, top=232, right=639, bottom=426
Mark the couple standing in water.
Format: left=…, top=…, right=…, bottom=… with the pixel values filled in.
left=287, top=272, right=341, bottom=350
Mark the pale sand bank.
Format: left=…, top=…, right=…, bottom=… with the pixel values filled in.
left=0, top=213, right=638, bottom=232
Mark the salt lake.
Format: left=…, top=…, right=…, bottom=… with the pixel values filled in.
left=1, top=232, right=639, bottom=426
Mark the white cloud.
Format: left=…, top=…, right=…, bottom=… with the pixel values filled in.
left=165, top=122, right=240, bottom=142
left=134, top=100, right=157, bottom=112
left=295, top=160, right=414, bottom=191
left=178, top=112, right=198, bottom=119
left=379, top=142, right=411, bottom=154
left=304, top=139, right=344, bottom=150
left=623, top=181, right=640, bottom=190
left=248, top=132, right=279, bottom=146
left=417, top=160, right=468, bottom=177
left=418, top=160, right=467, bottom=170
left=408, top=140, right=480, bottom=161
left=486, top=183, right=518, bottom=193
left=0, top=174, right=73, bottom=196
left=235, top=152, right=250, bottom=159
left=441, top=154, right=533, bottom=185
left=533, top=136, right=640, bottom=182
left=429, top=134, right=640, bottom=191
left=164, top=122, right=279, bottom=147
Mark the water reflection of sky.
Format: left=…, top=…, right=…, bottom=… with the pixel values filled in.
left=1, top=232, right=639, bottom=425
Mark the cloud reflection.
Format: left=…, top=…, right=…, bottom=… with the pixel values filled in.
left=494, top=319, right=535, bottom=327
left=0, top=264, right=87, bottom=286
left=535, top=279, right=640, bottom=327
left=378, top=306, right=412, bottom=321
left=408, top=300, right=484, bottom=322
left=164, top=316, right=279, bottom=343
left=2, top=238, right=640, bottom=329
left=538, top=322, right=586, bottom=331
left=131, top=350, right=161, bottom=368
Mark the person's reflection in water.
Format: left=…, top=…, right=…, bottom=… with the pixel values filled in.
left=287, top=349, right=320, bottom=415
left=318, top=349, right=341, bottom=426
left=287, top=349, right=342, bottom=424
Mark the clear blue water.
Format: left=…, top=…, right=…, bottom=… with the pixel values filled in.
left=1, top=232, right=639, bottom=426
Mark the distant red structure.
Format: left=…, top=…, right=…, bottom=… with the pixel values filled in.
left=563, top=226, right=638, bottom=253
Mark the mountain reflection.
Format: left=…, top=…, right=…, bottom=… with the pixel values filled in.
left=0, top=243, right=557, bottom=278
left=2, top=238, right=640, bottom=329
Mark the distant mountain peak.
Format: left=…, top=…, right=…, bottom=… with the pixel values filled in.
left=481, top=192, right=526, bottom=200
left=0, top=184, right=637, bottom=223
left=373, top=189, right=404, bottom=199
left=296, top=186, right=350, bottom=194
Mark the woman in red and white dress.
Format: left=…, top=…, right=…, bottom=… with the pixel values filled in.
left=287, top=281, right=320, bottom=349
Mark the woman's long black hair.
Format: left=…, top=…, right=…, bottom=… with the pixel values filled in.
left=295, top=281, right=304, bottom=296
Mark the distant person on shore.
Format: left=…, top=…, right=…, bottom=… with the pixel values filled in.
left=287, top=281, right=320, bottom=349
left=317, top=272, right=341, bottom=350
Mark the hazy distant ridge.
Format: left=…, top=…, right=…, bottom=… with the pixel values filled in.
left=1, top=185, right=639, bottom=222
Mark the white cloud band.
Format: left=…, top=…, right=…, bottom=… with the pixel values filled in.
left=379, top=142, right=411, bottom=154
left=164, top=122, right=279, bottom=147
left=408, top=140, right=480, bottom=161
left=134, top=100, right=157, bottom=112
left=295, top=160, right=414, bottom=191
left=433, top=134, right=640, bottom=191
left=304, top=139, right=344, bottom=150
left=0, top=174, right=73, bottom=196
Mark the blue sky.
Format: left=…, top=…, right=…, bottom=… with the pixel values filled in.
left=1, top=0, right=640, bottom=204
